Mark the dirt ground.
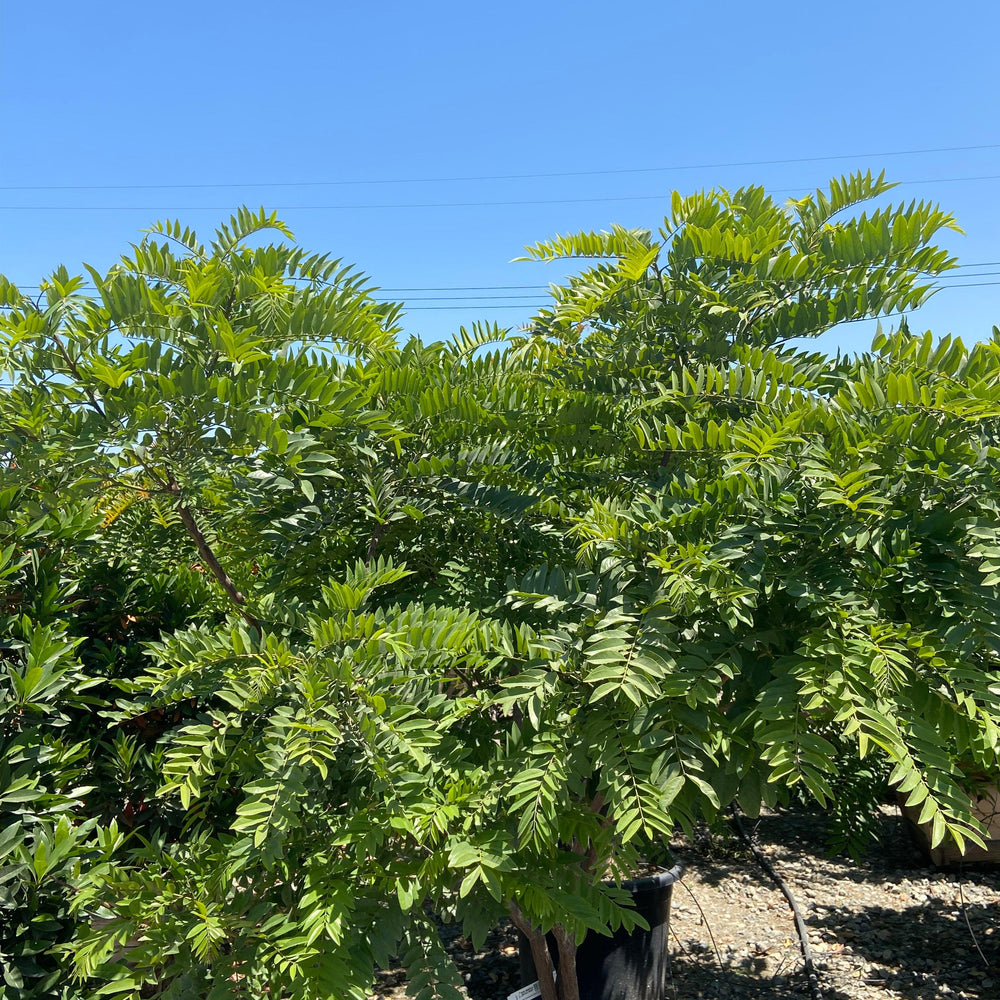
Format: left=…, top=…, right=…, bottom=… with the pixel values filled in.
left=374, top=807, right=1000, bottom=1000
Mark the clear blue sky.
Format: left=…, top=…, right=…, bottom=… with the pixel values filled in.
left=2, top=0, right=998, bottom=354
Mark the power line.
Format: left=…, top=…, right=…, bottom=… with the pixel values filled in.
left=7, top=263, right=1000, bottom=295
left=412, top=265, right=1000, bottom=281
left=1, top=142, right=998, bottom=192
left=3, top=284, right=993, bottom=313
left=0, top=195, right=712, bottom=210
left=402, top=304, right=540, bottom=310
left=930, top=279, right=1000, bottom=289
left=12, top=260, right=1000, bottom=292
left=5, top=285, right=548, bottom=298
left=379, top=285, right=543, bottom=292
left=396, top=283, right=997, bottom=307
left=2, top=172, right=998, bottom=212
left=6, top=283, right=549, bottom=293
left=389, top=294, right=541, bottom=302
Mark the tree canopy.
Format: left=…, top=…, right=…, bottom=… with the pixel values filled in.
left=1, top=179, right=998, bottom=1000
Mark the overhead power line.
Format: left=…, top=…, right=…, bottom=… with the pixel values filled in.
left=930, top=279, right=1000, bottom=289
left=403, top=304, right=539, bottom=310
left=1, top=142, right=998, bottom=191
left=7, top=262, right=1000, bottom=295
left=379, top=285, right=543, bottom=292
left=391, top=282, right=1000, bottom=308
left=2, top=172, right=998, bottom=212
left=4, top=281, right=996, bottom=312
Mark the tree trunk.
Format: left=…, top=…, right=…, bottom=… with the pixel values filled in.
left=508, top=904, right=560, bottom=1000
left=552, top=925, right=580, bottom=1000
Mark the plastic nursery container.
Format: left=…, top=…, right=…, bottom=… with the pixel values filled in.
left=517, top=864, right=685, bottom=1000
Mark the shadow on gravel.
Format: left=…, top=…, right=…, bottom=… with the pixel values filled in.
left=459, top=948, right=858, bottom=1000
left=666, top=809, right=913, bottom=888
left=810, top=899, right=999, bottom=997
left=671, top=854, right=764, bottom=889
left=663, top=955, right=852, bottom=1000
left=442, top=921, right=522, bottom=1000
left=734, top=810, right=924, bottom=867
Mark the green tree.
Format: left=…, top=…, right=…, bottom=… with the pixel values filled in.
left=0, top=211, right=555, bottom=998
left=436, top=174, right=999, bottom=1000
left=1, top=179, right=998, bottom=1000
left=518, top=170, right=958, bottom=362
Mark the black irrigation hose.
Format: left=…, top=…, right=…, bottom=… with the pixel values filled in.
left=957, top=873, right=991, bottom=968
left=729, top=803, right=824, bottom=1000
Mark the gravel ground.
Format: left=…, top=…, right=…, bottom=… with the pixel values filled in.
left=373, top=806, right=1000, bottom=1000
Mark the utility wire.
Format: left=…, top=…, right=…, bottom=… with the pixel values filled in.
left=2, top=172, right=999, bottom=212
left=7, top=283, right=998, bottom=298
left=7, top=283, right=549, bottom=293
left=927, top=279, right=1000, bottom=288
left=396, top=267, right=1000, bottom=287
left=376, top=284, right=546, bottom=292
left=8, top=263, right=1000, bottom=296
left=402, top=304, right=540, bottom=310
left=5, top=289, right=990, bottom=313
left=1, top=142, right=998, bottom=191
left=7, top=286, right=547, bottom=299
left=382, top=283, right=1000, bottom=311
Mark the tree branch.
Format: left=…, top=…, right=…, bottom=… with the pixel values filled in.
left=570, top=792, right=609, bottom=874
left=50, top=331, right=106, bottom=418
left=365, top=521, right=386, bottom=568
left=167, top=482, right=258, bottom=629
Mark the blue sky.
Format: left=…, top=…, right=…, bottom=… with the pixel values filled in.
left=2, top=0, right=998, bottom=354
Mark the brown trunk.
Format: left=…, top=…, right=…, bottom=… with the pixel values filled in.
left=552, top=925, right=580, bottom=1000
left=571, top=792, right=608, bottom=874
left=365, top=521, right=386, bottom=567
left=508, top=904, right=559, bottom=1000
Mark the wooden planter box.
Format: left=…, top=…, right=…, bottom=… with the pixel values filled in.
left=899, top=785, right=1000, bottom=865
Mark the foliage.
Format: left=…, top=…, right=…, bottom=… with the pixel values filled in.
left=518, top=170, right=958, bottom=364
left=0, top=179, right=998, bottom=1000
left=0, top=485, right=100, bottom=998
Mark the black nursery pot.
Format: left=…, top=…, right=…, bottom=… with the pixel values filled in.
left=517, top=864, right=684, bottom=1000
